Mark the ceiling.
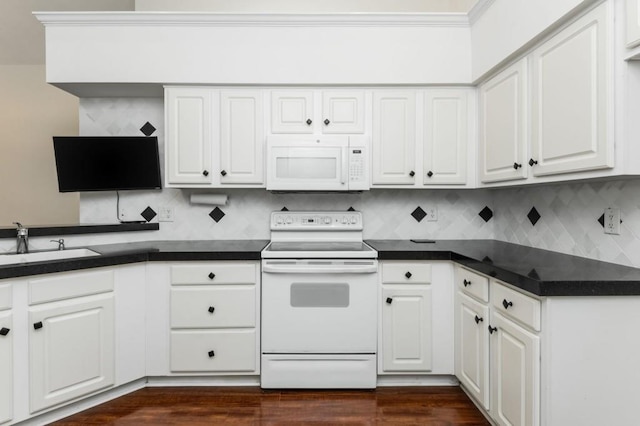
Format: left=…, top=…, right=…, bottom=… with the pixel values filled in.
left=0, top=0, right=477, bottom=65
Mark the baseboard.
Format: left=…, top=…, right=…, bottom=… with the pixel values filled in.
left=376, top=375, right=459, bottom=387
left=146, top=376, right=261, bottom=387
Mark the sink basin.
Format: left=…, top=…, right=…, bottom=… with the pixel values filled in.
left=0, top=248, right=100, bottom=266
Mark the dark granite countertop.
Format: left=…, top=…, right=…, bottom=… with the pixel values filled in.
left=366, top=239, right=640, bottom=296
left=0, top=240, right=269, bottom=280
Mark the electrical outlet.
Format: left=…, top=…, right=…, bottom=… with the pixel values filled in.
left=427, top=207, right=438, bottom=222
left=604, top=208, right=621, bottom=235
left=159, top=207, right=174, bottom=222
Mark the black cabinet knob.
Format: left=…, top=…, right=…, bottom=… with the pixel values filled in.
left=513, top=162, right=522, bottom=170
left=529, top=158, right=538, bottom=167
left=208, top=272, right=216, bottom=280
left=306, top=119, right=313, bottom=125
left=463, top=279, right=471, bottom=287
left=427, top=171, right=433, bottom=178
left=208, top=350, right=215, bottom=358
left=0, top=327, right=9, bottom=336
left=221, top=170, right=227, bottom=177
left=208, top=306, right=215, bottom=314
left=386, top=297, right=393, bottom=304
left=474, top=315, right=483, bottom=324
left=488, top=326, right=497, bottom=334
left=502, top=299, right=513, bottom=309
left=324, top=119, right=330, bottom=125
left=405, top=271, right=412, bottom=279
left=409, top=170, right=415, bottom=177
left=34, top=321, right=43, bottom=330
left=202, top=170, right=209, bottom=176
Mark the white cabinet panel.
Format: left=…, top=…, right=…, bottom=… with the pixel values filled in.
left=530, top=3, right=612, bottom=176
left=372, top=91, right=417, bottom=185
left=271, top=90, right=314, bottom=133
left=490, top=311, right=540, bottom=426
left=170, top=329, right=257, bottom=372
left=627, top=0, right=640, bottom=48
left=322, top=90, right=365, bottom=134
left=29, top=293, right=114, bottom=413
left=220, top=90, right=264, bottom=184
left=0, top=311, right=12, bottom=424
left=165, top=87, right=213, bottom=184
left=455, top=292, right=489, bottom=410
left=171, top=286, right=256, bottom=329
left=479, top=58, right=528, bottom=183
left=381, top=286, right=432, bottom=372
left=423, top=89, right=468, bottom=185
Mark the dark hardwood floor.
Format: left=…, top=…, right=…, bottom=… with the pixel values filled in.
left=50, top=386, right=490, bottom=425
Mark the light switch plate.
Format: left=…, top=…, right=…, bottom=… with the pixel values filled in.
left=604, top=208, right=620, bottom=235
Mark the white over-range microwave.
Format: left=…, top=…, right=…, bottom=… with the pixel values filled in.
left=266, top=136, right=369, bottom=191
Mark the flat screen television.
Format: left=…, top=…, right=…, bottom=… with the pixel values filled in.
left=53, top=136, right=162, bottom=192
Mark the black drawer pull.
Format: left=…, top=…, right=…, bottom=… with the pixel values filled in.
left=306, top=119, right=313, bottom=125
left=405, top=271, right=412, bottom=279
left=34, top=322, right=43, bottom=330
left=0, top=327, right=9, bottom=336
left=202, top=170, right=209, bottom=177
left=502, top=299, right=513, bottom=309
left=208, top=306, right=215, bottom=314
left=386, top=297, right=393, bottom=304
left=488, top=326, right=497, bottom=334
left=474, top=315, right=483, bottom=324
left=208, top=350, right=215, bottom=358
left=208, top=272, right=216, bottom=280
left=463, top=279, right=471, bottom=287
left=324, top=119, right=330, bottom=125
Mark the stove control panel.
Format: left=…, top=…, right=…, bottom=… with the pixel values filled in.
left=271, top=211, right=362, bottom=230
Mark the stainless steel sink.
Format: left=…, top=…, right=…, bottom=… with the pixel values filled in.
left=0, top=248, right=100, bottom=266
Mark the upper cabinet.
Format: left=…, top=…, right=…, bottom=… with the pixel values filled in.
left=270, top=90, right=366, bottom=134
left=372, top=91, right=417, bottom=185
left=165, top=87, right=214, bottom=185
left=479, top=59, right=528, bottom=184
left=530, top=3, right=613, bottom=177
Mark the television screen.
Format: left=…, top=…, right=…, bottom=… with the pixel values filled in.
left=53, top=136, right=162, bottom=192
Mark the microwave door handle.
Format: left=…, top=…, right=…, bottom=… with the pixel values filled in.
left=341, top=147, right=348, bottom=185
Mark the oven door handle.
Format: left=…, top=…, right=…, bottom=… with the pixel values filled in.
left=262, top=262, right=377, bottom=274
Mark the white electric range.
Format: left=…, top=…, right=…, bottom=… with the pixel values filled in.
left=260, top=211, right=378, bottom=389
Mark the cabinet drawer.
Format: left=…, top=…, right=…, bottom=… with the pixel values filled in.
left=170, top=329, right=257, bottom=372
left=170, top=262, right=257, bottom=285
left=491, top=281, right=541, bottom=332
left=456, top=267, right=489, bottom=302
left=0, top=284, right=11, bottom=310
left=29, top=269, right=114, bottom=305
left=381, top=262, right=431, bottom=284
left=171, top=287, right=256, bottom=328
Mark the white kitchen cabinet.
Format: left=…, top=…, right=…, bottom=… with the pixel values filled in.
left=423, top=89, right=469, bottom=185
left=28, top=269, right=115, bottom=413
left=489, top=311, right=540, bottom=426
left=530, top=2, right=613, bottom=177
left=626, top=0, right=640, bottom=48
left=169, top=261, right=260, bottom=374
left=165, top=87, right=214, bottom=185
left=379, top=261, right=432, bottom=373
left=220, top=90, right=264, bottom=184
left=478, top=58, right=528, bottom=183
left=372, top=91, right=417, bottom=185
left=271, top=89, right=366, bottom=134
left=0, top=310, right=12, bottom=425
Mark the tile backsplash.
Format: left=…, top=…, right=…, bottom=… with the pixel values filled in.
left=3, top=98, right=634, bottom=269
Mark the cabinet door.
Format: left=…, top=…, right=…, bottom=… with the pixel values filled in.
left=381, top=286, right=432, bottom=372
left=29, top=293, right=115, bottom=413
left=479, top=59, right=528, bottom=183
left=372, top=91, right=417, bottom=185
left=165, top=87, right=213, bottom=184
left=220, top=90, right=264, bottom=184
left=271, top=90, right=314, bottom=133
left=490, top=311, right=540, bottom=426
left=0, top=311, right=12, bottom=424
left=321, top=90, right=365, bottom=134
left=530, top=3, right=612, bottom=177
left=423, top=89, right=468, bottom=185
left=455, top=292, right=489, bottom=410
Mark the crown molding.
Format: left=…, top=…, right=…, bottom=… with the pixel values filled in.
left=467, top=0, right=496, bottom=25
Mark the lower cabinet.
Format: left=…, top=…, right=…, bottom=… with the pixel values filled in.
left=169, top=261, right=260, bottom=374
left=455, top=266, right=541, bottom=426
left=0, top=310, right=12, bottom=425
left=28, top=270, right=115, bottom=413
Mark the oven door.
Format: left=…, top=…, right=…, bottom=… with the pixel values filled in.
left=261, top=259, right=378, bottom=353
left=266, top=138, right=349, bottom=191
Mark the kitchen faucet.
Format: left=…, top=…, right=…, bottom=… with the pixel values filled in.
left=13, top=222, right=28, bottom=254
